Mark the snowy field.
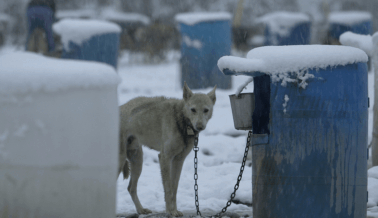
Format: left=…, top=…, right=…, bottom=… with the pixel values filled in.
left=114, top=49, right=378, bottom=217
left=116, top=51, right=254, bottom=217
left=1, top=46, right=378, bottom=217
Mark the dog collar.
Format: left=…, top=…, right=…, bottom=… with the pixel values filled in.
left=187, top=126, right=195, bottom=136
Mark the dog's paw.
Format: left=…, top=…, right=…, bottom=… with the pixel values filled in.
left=168, top=210, right=183, bottom=217
left=137, top=208, right=152, bottom=214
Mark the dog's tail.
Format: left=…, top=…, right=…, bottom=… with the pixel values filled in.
left=122, top=159, right=130, bottom=180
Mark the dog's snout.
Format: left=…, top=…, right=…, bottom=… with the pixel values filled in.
left=196, top=124, right=205, bottom=131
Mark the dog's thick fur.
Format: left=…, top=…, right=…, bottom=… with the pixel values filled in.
left=118, top=83, right=216, bottom=216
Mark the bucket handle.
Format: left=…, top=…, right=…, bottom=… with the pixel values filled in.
left=235, top=77, right=253, bottom=97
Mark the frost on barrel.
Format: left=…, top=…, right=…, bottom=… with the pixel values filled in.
left=218, top=45, right=368, bottom=218
left=0, top=52, right=120, bottom=218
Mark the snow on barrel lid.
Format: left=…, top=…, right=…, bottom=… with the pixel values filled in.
left=329, top=11, right=372, bottom=25
left=0, top=52, right=120, bottom=95
left=175, top=12, right=232, bottom=26
left=53, top=18, right=121, bottom=50
left=256, top=11, right=310, bottom=27
left=218, top=45, right=368, bottom=75
left=101, top=9, right=150, bottom=25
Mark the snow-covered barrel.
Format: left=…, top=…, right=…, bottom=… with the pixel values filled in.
left=100, top=9, right=150, bottom=51
left=53, top=19, right=121, bottom=68
left=218, top=45, right=368, bottom=217
left=175, top=12, right=232, bottom=89
left=0, top=52, right=120, bottom=218
left=101, top=9, right=150, bottom=29
left=256, top=11, right=311, bottom=46
left=329, top=11, right=372, bottom=42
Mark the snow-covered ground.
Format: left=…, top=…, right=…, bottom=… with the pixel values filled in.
left=115, top=50, right=378, bottom=217
left=1, top=46, right=378, bottom=217
left=116, top=51, right=254, bottom=217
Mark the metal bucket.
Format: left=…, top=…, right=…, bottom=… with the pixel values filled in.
left=229, top=93, right=255, bottom=130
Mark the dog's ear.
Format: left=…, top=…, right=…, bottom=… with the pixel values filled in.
left=207, top=85, right=216, bottom=105
left=183, top=82, right=193, bottom=101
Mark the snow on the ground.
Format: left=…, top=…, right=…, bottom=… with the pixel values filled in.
left=1, top=45, right=377, bottom=216
left=116, top=53, right=253, bottom=215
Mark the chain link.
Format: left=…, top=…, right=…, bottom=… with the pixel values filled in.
left=193, top=135, right=201, bottom=216
left=193, top=131, right=252, bottom=217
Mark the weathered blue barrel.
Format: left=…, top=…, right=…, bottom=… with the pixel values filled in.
left=53, top=19, right=121, bottom=68
left=218, top=45, right=368, bottom=218
left=329, top=11, right=372, bottom=40
left=175, top=12, right=232, bottom=89
left=256, top=12, right=311, bottom=45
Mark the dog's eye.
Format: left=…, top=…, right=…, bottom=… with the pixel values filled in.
left=191, top=108, right=196, bottom=113
left=204, top=109, right=209, bottom=113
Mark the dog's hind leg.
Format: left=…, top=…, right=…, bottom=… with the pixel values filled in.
left=127, top=145, right=152, bottom=214
left=118, top=134, right=128, bottom=179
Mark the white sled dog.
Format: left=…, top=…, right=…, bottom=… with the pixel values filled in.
left=118, top=83, right=216, bottom=216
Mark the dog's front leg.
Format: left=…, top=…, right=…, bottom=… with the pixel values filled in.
left=171, top=145, right=192, bottom=215
left=158, top=153, right=183, bottom=216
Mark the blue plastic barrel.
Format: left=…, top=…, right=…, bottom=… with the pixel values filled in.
left=175, top=12, right=232, bottom=89
left=257, top=12, right=311, bottom=45
left=329, top=11, right=372, bottom=40
left=219, top=45, right=368, bottom=217
left=53, top=19, right=121, bottom=68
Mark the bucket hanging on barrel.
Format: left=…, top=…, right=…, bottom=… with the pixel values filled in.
left=229, top=93, right=254, bottom=130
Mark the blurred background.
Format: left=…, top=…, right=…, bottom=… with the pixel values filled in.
left=0, top=0, right=377, bottom=60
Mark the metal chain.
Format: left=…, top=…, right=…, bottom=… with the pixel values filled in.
left=193, top=134, right=201, bottom=216
left=193, top=131, right=252, bottom=217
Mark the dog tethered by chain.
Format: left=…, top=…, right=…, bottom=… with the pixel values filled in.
left=192, top=131, right=252, bottom=217
left=192, top=91, right=255, bottom=217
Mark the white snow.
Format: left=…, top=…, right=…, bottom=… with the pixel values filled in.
left=0, top=13, right=10, bottom=22
left=175, top=12, right=232, bottom=26
left=182, top=35, right=203, bottom=49
left=56, top=9, right=96, bottom=20
left=283, top=95, right=289, bottom=114
left=218, top=45, right=367, bottom=87
left=245, top=45, right=367, bottom=74
left=368, top=167, right=378, bottom=216
left=339, top=31, right=375, bottom=56
left=0, top=52, right=120, bottom=95
left=256, top=11, right=310, bottom=44
left=53, top=19, right=121, bottom=51
left=248, top=35, right=265, bottom=46
left=0, top=49, right=120, bottom=217
left=235, top=77, right=253, bottom=96
left=329, top=11, right=372, bottom=25
left=219, top=45, right=368, bottom=74
left=100, top=9, right=150, bottom=25
left=115, top=57, right=252, bottom=216
left=1, top=44, right=377, bottom=216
